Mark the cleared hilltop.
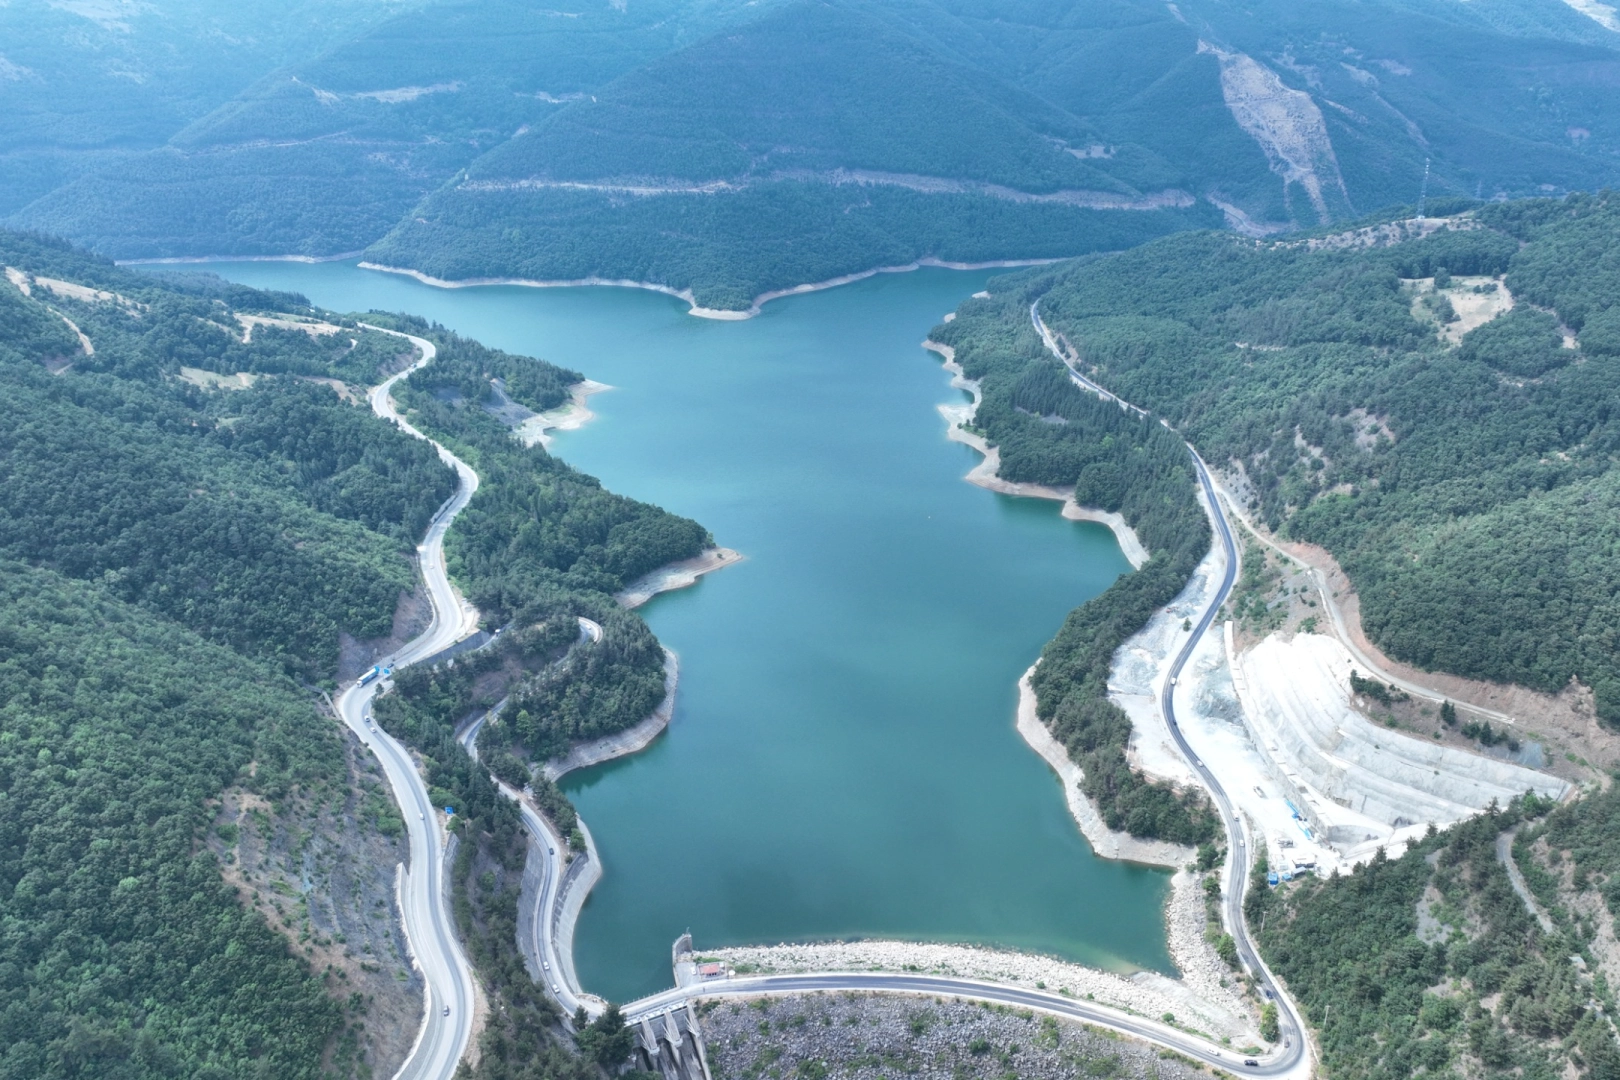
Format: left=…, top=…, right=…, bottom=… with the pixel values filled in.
left=6, top=0, right=1620, bottom=307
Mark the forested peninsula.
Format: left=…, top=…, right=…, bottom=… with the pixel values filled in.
left=936, top=191, right=1620, bottom=1080
left=0, top=230, right=702, bottom=1080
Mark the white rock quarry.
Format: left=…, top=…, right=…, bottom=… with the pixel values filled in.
left=1231, top=632, right=1568, bottom=869
left=1101, top=481, right=1567, bottom=879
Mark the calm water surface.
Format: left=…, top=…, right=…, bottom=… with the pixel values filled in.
left=204, top=262, right=1174, bottom=1001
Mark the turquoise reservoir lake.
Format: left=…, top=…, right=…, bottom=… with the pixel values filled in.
left=205, top=262, right=1174, bottom=1002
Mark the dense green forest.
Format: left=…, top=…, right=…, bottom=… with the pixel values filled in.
left=356, top=312, right=709, bottom=755
left=12, top=0, right=1619, bottom=303
left=0, top=231, right=447, bottom=1077
left=1251, top=790, right=1620, bottom=1080
left=0, top=0, right=416, bottom=216
left=0, top=562, right=352, bottom=1080
left=0, top=232, right=440, bottom=676
left=0, top=229, right=696, bottom=1076
left=932, top=291, right=1218, bottom=846
left=1002, top=193, right=1620, bottom=720
left=371, top=183, right=1214, bottom=313
left=353, top=314, right=714, bottom=1072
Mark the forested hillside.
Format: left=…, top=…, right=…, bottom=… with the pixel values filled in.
left=0, top=230, right=704, bottom=1077
left=11, top=0, right=1619, bottom=306
left=1249, top=791, right=1620, bottom=1080
left=0, top=233, right=442, bottom=676
left=0, top=233, right=439, bottom=1077
left=1025, top=193, right=1620, bottom=720
left=0, top=0, right=423, bottom=217
left=0, top=562, right=351, bottom=1080
left=6, top=0, right=772, bottom=258
left=933, top=191, right=1620, bottom=846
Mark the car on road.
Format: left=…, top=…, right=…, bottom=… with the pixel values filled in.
left=1244, top=1060, right=1258, bottom=1068
left=542, top=961, right=550, bottom=971
left=442, top=1006, right=450, bottom=1017
left=552, top=984, right=562, bottom=994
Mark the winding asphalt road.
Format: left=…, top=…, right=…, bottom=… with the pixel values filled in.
left=455, top=616, right=606, bottom=1022
left=501, top=781, right=599, bottom=1018
left=1030, top=300, right=1308, bottom=1071
left=335, top=327, right=480, bottom=1080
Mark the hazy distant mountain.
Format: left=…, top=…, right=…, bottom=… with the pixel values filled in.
left=0, top=0, right=429, bottom=216
left=8, top=0, right=1619, bottom=307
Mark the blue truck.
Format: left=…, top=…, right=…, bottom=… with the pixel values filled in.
left=359, top=664, right=392, bottom=687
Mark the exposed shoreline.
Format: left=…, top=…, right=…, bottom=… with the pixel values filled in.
left=700, top=938, right=1257, bottom=1043
left=539, top=546, right=743, bottom=783
left=924, top=340, right=1149, bottom=568
left=615, top=546, right=745, bottom=610
left=541, top=547, right=743, bottom=1001
left=517, top=379, right=612, bottom=449
left=354, top=257, right=1063, bottom=321
left=1016, top=665, right=1193, bottom=869
left=121, top=251, right=365, bottom=266
left=542, top=648, right=679, bottom=781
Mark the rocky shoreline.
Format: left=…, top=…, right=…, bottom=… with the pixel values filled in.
left=924, top=340, right=1148, bottom=568
left=700, top=939, right=1259, bottom=1044
left=615, top=546, right=745, bottom=609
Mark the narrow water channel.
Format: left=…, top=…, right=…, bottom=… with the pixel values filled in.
left=204, top=261, right=1175, bottom=1003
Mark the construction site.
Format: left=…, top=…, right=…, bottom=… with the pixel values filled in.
left=1111, top=484, right=1570, bottom=881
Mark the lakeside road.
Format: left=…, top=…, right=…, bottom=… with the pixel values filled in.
left=501, top=779, right=609, bottom=1020
left=1027, top=300, right=1311, bottom=1074
left=336, top=327, right=480, bottom=1080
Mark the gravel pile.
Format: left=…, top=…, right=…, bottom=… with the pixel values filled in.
left=701, top=992, right=1210, bottom=1080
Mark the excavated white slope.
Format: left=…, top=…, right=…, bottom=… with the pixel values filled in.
left=1235, top=634, right=1567, bottom=836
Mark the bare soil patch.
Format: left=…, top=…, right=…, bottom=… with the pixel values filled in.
left=339, top=585, right=433, bottom=683
left=209, top=725, right=421, bottom=1076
